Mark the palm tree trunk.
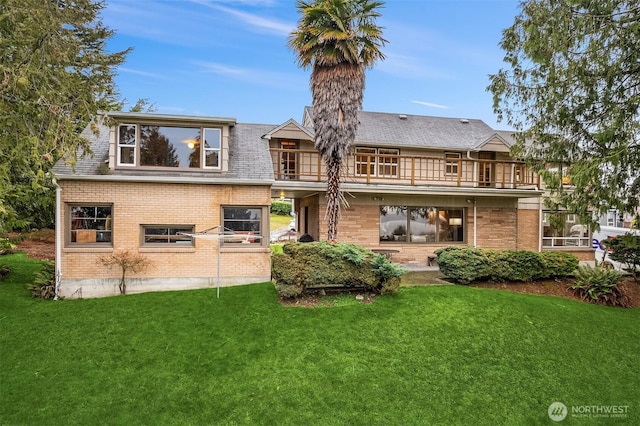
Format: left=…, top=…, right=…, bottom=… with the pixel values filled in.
left=325, top=157, right=341, bottom=241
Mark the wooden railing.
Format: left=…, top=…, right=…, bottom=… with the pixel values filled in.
left=270, top=148, right=539, bottom=189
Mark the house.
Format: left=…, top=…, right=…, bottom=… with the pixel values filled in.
left=52, top=108, right=594, bottom=298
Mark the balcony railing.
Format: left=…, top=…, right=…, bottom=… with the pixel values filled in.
left=271, top=148, right=539, bottom=189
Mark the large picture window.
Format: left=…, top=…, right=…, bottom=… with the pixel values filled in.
left=222, top=207, right=264, bottom=245
left=142, top=225, right=194, bottom=246
left=379, top=206, right=464, bottom=243
left=542, top=211, right=590, bottom=248
left=69, top=205, right=112, bottom=245
left=116, top=124, right=221, bottom=169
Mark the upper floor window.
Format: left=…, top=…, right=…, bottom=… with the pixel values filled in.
left=445, top=152, right=461, bottom=176
left=68, top=204, right=112, bottom=245
left=118, top=124, right=136, bottom=165
left=117, top=124, right=221, bottom=169
left=355, top=147, right=399, bottom=177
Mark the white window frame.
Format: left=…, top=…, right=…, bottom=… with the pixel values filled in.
left=117, top=124, right=137, bottom=166
left=116, top=123, right=223, bottom=170
left=202, top=128, right=221, bottom=169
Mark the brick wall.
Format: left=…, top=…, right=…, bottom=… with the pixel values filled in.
left=517, top=209, right=539, bottom=251
left=306, top=200, right=523, bottom=265
left=58, top=180, right=271, bottom=296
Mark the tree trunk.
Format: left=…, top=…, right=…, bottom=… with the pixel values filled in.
left=325, top=157, right=341, bottom=241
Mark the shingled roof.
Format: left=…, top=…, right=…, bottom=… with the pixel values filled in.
left=53, top=117, right=275, bottom=182
left=54, top=108, right=513, bottom=180
left=302, top=106, right=499, bottom=151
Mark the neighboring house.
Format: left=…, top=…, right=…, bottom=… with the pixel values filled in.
left=52, top=108, right=593, bottom=298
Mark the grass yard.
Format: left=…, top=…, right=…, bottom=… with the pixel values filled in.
left=1, top=253, right=639, bottom=425
left=270, top=213, right=292, bottom=232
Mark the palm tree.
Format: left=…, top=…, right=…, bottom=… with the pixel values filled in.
left=288, top=0, right=386, bottom=241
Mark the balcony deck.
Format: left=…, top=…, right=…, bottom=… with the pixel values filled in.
left=271, top=149, right=540, bottom=189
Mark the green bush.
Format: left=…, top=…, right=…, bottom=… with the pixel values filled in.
left=271, top=242, right=404, bottom=298
left=0, top=263, right=11, bottom=279
left=435, top=246, right=491, bottom=284
left=0, top=238, right=16, bottom=255
left=270, top=200, right=292, bottom=216
left=603, top=233, right=640, bottom=281
left=539, top=251, right=579, bottom=278
left=571, top=265, right=628, bottom=307
left=436, top=246, right=578, bottom=284
left=28, top=261, right=56, bottom=299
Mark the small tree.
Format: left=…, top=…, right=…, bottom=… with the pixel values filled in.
left=99, top=251, right=150, bottom=295
left=603, top=234, right=640, bottom=283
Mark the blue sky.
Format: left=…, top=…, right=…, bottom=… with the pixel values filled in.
left=101, top=0, right=521, bottom=129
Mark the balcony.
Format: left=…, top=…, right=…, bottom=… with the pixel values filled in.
left=271, top=148, right=540, bottom=189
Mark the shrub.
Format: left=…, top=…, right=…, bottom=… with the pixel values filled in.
left=98, top=251, right=151, bottom=295
left=0, top=238, right=16, bottom=255
left=0, top=263, right=11, bottom=279
left=571, top=265, right=628, bottom=307
left=435, top=246, right=491, bottom=284
left=271, top=242, right=404, bottom=298
left=436, top=246, right=578, bottom=284
left=270, top=200, right=292, bottom=216
left=539, top=251, right=579, bottom=278
left=28, top=261, right=56, bottom=299
left=603, top=233, right=640, bottom=282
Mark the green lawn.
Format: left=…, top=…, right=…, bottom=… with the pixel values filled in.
left=270, top=213, right=292, bottom=232
left=1, top=252, right=639, bottom=425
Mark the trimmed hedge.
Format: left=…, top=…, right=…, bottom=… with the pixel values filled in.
left=272, top=242, right=405, bottom=298
left=435, top=246, right=578, bottom=284
left=270, top=200, right=292, bottom=216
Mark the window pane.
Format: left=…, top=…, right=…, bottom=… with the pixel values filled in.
left=118, top=125, right=136, bottom=165
left=70, top=205, right=112, bottom=244
left=139, top=125, right=201, bottom=168
left=378, top=149, right=399, bottom=177
left=355, top=148, right=376, bottom=176
left=143, top=226, right=194, bottom=245
left=223, top=208, right=262, bottom=244
left=119, top=125, right=136, bottom=145
left=542, top=211, right=589, bottom=247
left=203, top=128, right=221, bottom=168
left=410, top=207, right=432, bottom=243
left=380, top=206, right=465, bottom=243
left=441, top=209, right=464, bottom=242
left=379, top=206, right=407, bottom=242
left=205, top=150, right=219, bottom=168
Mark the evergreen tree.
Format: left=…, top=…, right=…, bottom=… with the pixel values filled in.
left=488, top=0, right=639, bottom=226
left=0, top=0, right=129, bottom=231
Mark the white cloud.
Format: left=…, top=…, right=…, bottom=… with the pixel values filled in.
left=411, top=101, right=449, bottom=110
left=190, top=0, right=294, bottom=36
left=192, top=60, right=306, bottom=89
left=118, top=67, right=165, bottom=79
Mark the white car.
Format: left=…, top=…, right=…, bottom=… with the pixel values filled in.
left=592, top=226, right=640, bottom=270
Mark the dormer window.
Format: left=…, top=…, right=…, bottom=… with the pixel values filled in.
left=117, top=124, right=221, bottom=169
